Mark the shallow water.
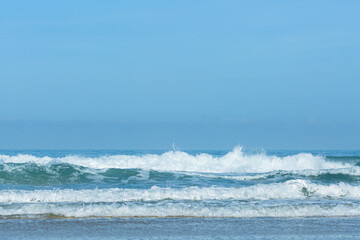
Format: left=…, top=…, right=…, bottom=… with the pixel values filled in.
left=1, top=217, right=360, bottom=240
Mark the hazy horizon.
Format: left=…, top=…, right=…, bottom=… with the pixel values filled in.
left=1, top=1, right=359, bottom=149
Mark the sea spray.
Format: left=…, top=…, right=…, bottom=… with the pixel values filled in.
left=0, top=146, right=351, bottom=173
left=1, top=148, right=360, bottom=219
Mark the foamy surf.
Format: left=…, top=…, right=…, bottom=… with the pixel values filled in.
left=1, top=148, right=359, bottom=219
left=1, top=180, right=360, bottom=203
left=2, top=201, right=360, bottom=219
left=0, top=146, right=352, bottom=173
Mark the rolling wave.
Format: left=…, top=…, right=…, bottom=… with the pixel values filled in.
left=1, top=180, right=360, bottom=203
left=1, top=163, right=360, bottom=186
left=1, top=148, right=359, bottom=219
left=2, top=179, right=360, bottom=218
left=0, top=146, right=352, bottom=173
left=0, top=163, right=217, bottom=186
left=2, top=201, right=360, bottom=219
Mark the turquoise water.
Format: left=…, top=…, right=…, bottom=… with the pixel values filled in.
left=1, top=148, right=360, bottom=238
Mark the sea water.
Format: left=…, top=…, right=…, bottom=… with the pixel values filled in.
left=1, top=147, right=360, bottom=239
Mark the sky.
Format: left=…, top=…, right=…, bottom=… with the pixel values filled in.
left=0, top=0, right=359, bottom=150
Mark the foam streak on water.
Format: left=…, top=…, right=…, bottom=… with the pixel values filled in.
left=1, top=180, right=360, bottom=203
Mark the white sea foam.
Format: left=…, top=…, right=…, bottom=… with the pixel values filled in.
left=1, top=180, right=360, bottom=203
left=2, top=201, right=360, bottom=218
left=0, top=147, right=351, bottom=173
left=194, top=166, right=360, bottom=181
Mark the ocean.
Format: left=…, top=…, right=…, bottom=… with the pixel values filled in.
left=1, top=147, right=360, bottom=239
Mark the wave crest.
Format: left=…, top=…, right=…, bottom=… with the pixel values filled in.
left=1, top=180, right=360, bottom=203
left=0, top=146, right=351, bottom=173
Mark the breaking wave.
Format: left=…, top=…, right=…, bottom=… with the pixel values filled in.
left=1, top=180, right=360, bottom=203
left=1, top=148, right=359, bottom=219
left=2, top=202, right=360, bottom=219
left=0, top=146, right=351, bottom=173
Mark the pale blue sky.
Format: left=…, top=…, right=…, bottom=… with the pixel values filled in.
left=0, top=1, right=359, bottom=149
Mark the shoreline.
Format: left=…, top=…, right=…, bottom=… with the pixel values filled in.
left=2, top=217, right=360, bottom=239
